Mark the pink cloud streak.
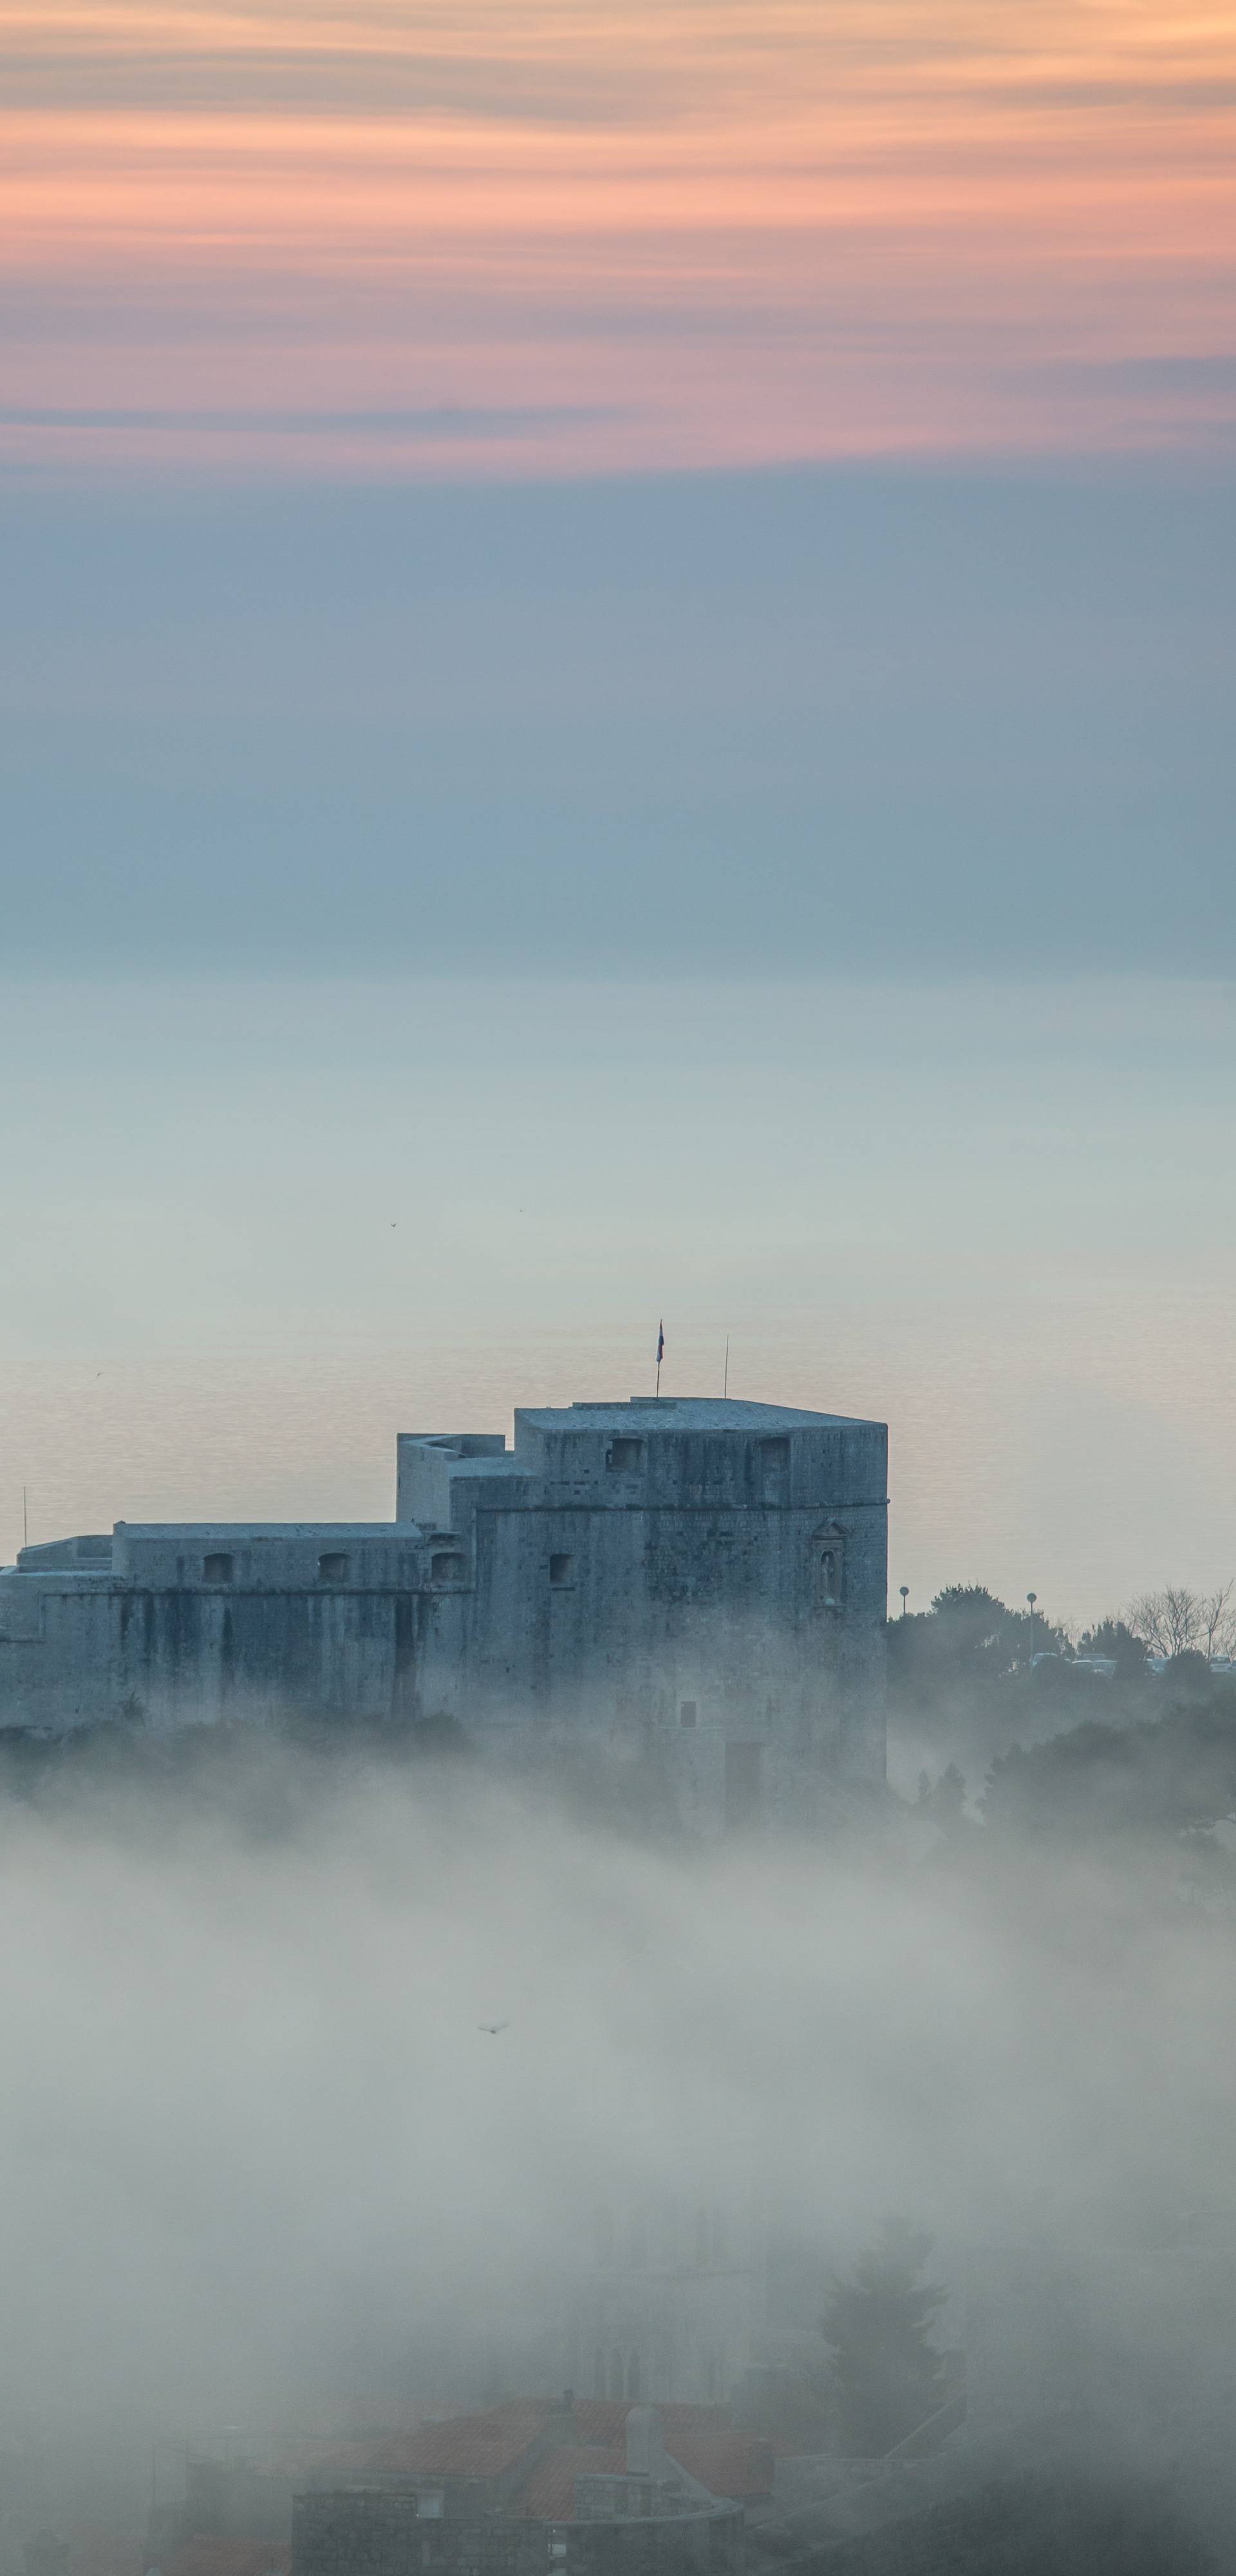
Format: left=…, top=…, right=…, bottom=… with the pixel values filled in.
left=3, top=2, right=1235, bottom=478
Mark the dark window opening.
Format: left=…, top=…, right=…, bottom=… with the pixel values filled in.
left=430, top=1551, right=467, bottom=1582
left=725, top=1741, right=763, bottom=1830
left=820, top=1549, right=841, bottom=1606
left=203, top=1553, right=233, bottom=1584
left=679, top=1700, right=698, bottom=1728
left=318, top=1551, right=350, bottom=1582
left=550, top=1552, right=573, bottom=1587
left=606, top=1437, right=644, bottom=1472
left=759, top=1435, right=791, bottom=1502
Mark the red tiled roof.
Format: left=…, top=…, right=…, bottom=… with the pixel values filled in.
left=567, top=2404, right=773, bottom=2501
left=348, top=2404, right=550, bottom=2482
left=517, top=2447, right=626, bottom=2523
left=663, top=2430, right=774, bottom=2501
left=277, top=2398, right=772, bottom=2516
left=267, top=2405, right=464, bottom=2476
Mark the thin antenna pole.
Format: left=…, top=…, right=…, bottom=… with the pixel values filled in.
left=724, top=1336, right=729, bottom=1397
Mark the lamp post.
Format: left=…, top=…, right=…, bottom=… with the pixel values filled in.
left=1026, top=1590, right=1037, bottom=1667
left=899, top=1586, right=909, bottom=1617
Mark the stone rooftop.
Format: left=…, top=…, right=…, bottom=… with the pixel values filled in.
left=518, top=1398, right=881, bottom=1434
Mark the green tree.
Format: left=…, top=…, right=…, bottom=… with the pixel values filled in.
left=822, top=2218, right=946, bottom=2456
left=1074, top=1619, right=1148, bottom=1680
left=982, top=1698, right=1236, bottom=1842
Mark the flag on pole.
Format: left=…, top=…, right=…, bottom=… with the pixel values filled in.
left=657, top=1320, right=664, bottom=1365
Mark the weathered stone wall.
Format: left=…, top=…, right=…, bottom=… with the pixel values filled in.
left=0, top=1579, right=413, bottom=1732
left=291, top=2494, right=742, bottom=2576
left=293, top=2493, right=550, bottom=2576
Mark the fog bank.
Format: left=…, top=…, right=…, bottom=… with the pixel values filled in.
left=0, top=1743, right=1230, bottom=2477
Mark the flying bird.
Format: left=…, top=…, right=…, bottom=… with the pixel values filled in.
left=478, top=2021, right=510, bottom=2036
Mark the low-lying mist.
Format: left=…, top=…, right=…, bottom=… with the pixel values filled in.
left=1, top=1725, right=1233, bottom=2542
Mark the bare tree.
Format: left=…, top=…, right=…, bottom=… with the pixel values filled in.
left=1127, top=1586, right=1204, bottom=1660
left=1200, top=1582, right=1236, bottom=1662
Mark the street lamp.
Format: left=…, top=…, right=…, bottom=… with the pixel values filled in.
left=1026, top=1590, right=1037, bottom=1665
left=899, top=1586, right=909, bottom=1617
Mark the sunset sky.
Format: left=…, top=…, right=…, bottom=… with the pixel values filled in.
left=3, top=5, right=1235, bottom=1602
left=4, top=0, right=1236, bottom=479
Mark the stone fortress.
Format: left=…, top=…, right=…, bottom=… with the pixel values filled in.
left=0, top=1396, right=888, bottom=1827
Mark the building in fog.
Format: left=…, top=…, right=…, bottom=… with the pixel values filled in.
left=289, top=2402, right=752, bottom=2576
left=0, top=1397, right=888, bottom=1829
left=569, top=2197, right=765, bottom=2409
left=149, top=2400, right=761, bottom=2576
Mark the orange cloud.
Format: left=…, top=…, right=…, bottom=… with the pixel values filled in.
left=3, top=1, right=1235, bottom=477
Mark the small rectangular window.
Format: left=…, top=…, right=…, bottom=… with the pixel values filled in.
left=550, top=1553, right=573, bottom=1587
left=203, top=1553, right=233, bottom=1584
left=679, top=1700, right=697, bottom=1728
left=417, top=2492, right=444, bottom=2519
left=430, top=1550, right=466, bottom=1582
left=606, top=1437, right=644, bottom=1472
left=318, top=1551, right=350, bottom=1582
